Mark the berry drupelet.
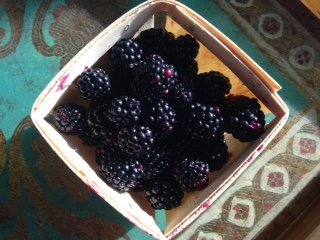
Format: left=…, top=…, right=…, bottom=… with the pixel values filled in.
left=117, top=125, right=154, bottom=157
left=54, top=103, right=88, bottom=135
left=194, top=71, right=231, bottom=104
left=110, top=38, right=143, bottom=69
left=144, top=175, right=184, bottom=210
left=173, top=157, right=210, bottom=192
left=107, top=96, right=141, bottom=127
left=142, top=99, right=176, bottom=140
left=186, top=103, right=225, bottom=141
left=76, top=67, right=111, bottom=102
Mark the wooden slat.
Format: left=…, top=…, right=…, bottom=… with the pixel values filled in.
left=301, top=0, right=320, bottom=19
left=278, top=194, right=320, bottom=240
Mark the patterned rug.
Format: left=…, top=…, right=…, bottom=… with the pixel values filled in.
left=0, top=0, right=319, bottom=239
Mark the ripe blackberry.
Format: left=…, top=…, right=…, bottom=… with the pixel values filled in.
left=99, top=157, right=144, bottom=192
left=144, top=175, right=183, bottom=210
left=132, top=54, right=178, bottom=101
left=107, top=96, right=141, bottom=127
left=224, top=94, right=265, bottom=142
left=76, top=67, right=111, bottom=101
left=176, top=60, right=198, bottom=89
left=199, top=138, right=229, bottom=172
left=54, top=103, right=87, bottom=135
left=167, top=83, right=193, bottom=110
left=135, top=28, right=175, bottom=61
left=95, top=142, right=120, bottom=166
left=110, top=38, right=143, bottom=69
left=87, top=101, right=116, bottom=141
left=170, top=34, right=200, bottom=63
left=194, top=71, right=231, bottom=104
left=117, top=125, right=154, bottom=157
left=174, top=157, right=209, bottom=192
left=142, top=99, right=176, bottom=140
left=142, top=146, right=172, bottom=180
left=186, top=103, right=225, bottom=140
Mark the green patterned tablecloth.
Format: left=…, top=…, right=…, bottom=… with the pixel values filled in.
left=1, top=0, right=319, bottom=239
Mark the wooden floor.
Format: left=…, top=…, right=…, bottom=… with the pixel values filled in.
left=278, top=194, right=320, bottom=240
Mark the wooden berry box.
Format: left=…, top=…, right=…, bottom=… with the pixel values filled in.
left=31, top=0, right=289, bottom=239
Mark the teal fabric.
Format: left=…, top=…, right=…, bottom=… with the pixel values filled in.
left=0, top=0, right=312, bottom=239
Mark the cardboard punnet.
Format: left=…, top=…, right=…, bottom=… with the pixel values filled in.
left=31, top=1, right=289, bottom=239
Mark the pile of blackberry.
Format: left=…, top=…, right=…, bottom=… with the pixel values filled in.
left=53, top=28, right=266, bottom=210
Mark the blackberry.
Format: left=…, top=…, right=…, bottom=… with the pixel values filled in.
left=135, top=28, right=175, bottom=61
left=194, top=71, right=231, bottom=104
left=110, top=38, right=143, bottom=69
left=87, top=101, right=116, bottom=141
left=118, top=125, right=154, bottom=157
left=142, top=146, right=172, bottom=180
left=176, top=60, right=198, bottom=89
left=167, top=83, right=193, bottom=110
left=174, top=157, right=210, bottom=192
left=132, top=54, right=177, bottom=101
left=144, top=175, right=183, bottom=210
left=142, top=99, right=176, bottom=140
left=54, top=103, right=87, bottom=135
left=186, top=103, right=225, bottom=140
left=76, top=67, right=111, bottom=101
left=95, top=142, right=120, bottom=166
left=199, top=138, right=229, bottom=172
left=99, top=157, right=144, bottom=192
left=224, top=94, right=265, bottom=142
left=107, top=96, right=141, bottom=127
left=170, top=34, right=199, bottom=63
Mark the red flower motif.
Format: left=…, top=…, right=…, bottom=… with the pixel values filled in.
left=267, top=172, right=284, bottom=188
left=233, top=204, right=249, bottom=220
left=299, top=138, right=316, bottom=155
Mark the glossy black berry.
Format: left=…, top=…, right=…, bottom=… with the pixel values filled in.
left=224, top=94, right=265, bottom=142
left=142, top=146, right=172, bottom=180
left=54, top=103, right=87, bottom=135
left=110, top=38, right=143, bottom=69
left=132, top=54, right=177, bottom=101
left=143, top=99, right=176, bottom=140
left=186, top=103, right=225, bottom=140
left=144, top=175, right=183, bottom=210
left=76, top=68, right=111, bottom=101
left=87, top=101, right=116, bottom=141
left=99, top=157, right=144, bottom=192
left=117, top=125, right=154, bottom=157
left=107, top=96, right=141, bottom=127
left=174, top=157, right=210, bottom=192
